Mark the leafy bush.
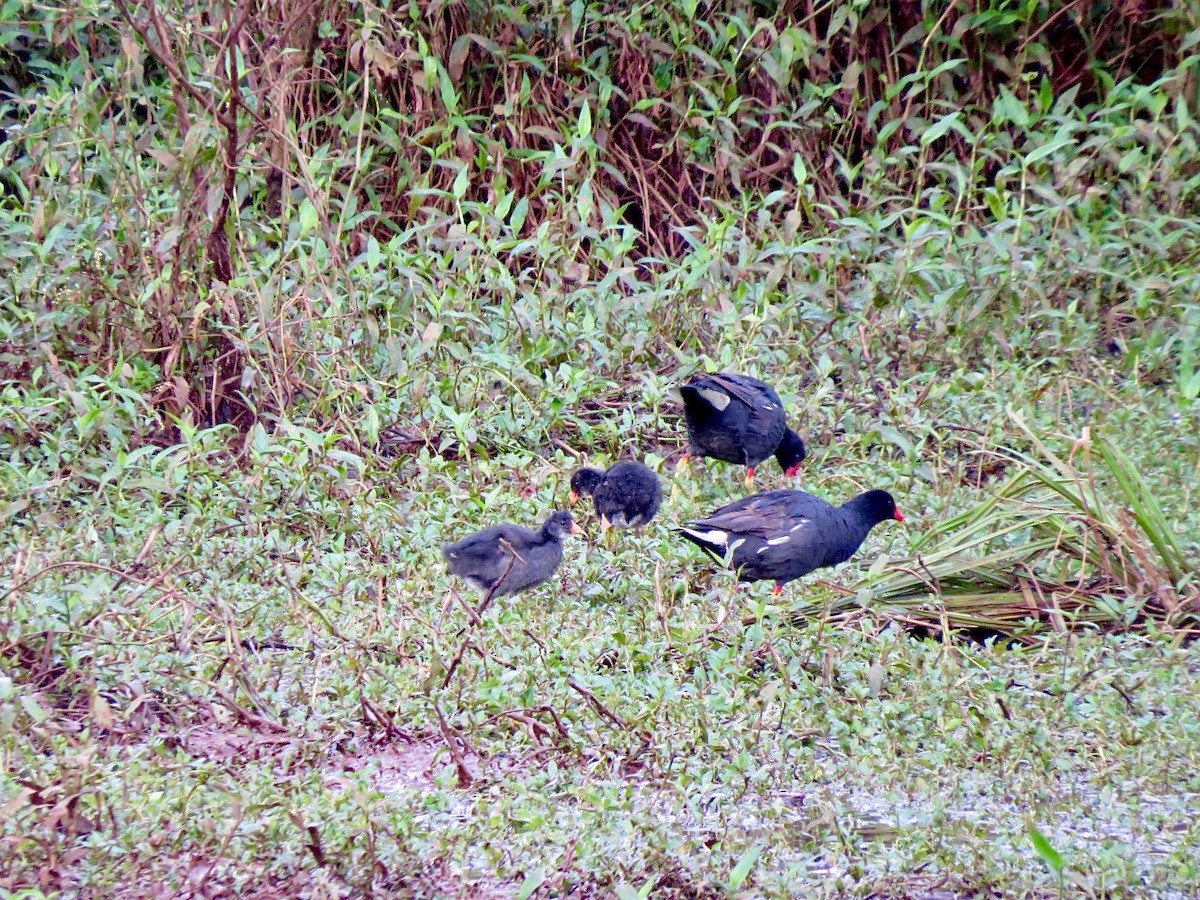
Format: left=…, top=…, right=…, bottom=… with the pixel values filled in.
left=2, top=0, right=1199, bottom=428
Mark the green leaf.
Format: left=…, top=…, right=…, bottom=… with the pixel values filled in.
left=876, top=118, right=905, bottom=145
left=577, top=100, right=592, bottom=139
left=921, top=111, right=961, bottom=146
left=516, top=868, right=545, bottom=900
left=3, top=498, right=30, bottom=522
left=1027, top=822, right=1065, bottom=874
left=576, top=179, right=594, bottom=223
left=297, top=198, right=318, bottom=233
left=495, top=190, right=514, bottom=220
left=1024, top=137, right=1075, bottom=166
left=926, top=57, right=967, bottom=79
left=879, top=426, right=915, bottom=457
left=250, top=423, right=271, bottom=455
left=993, top=88, right=1029, bottom=126
left=21, top=694, right=49, bottom=723
left=1038, top=77, right=1054, bottom=112
left=792, top=154, right=809, bottom=184
left=510, top=197, right=529, bottom=234
left=452, top=165, right=470, bottom=201
left=729, top=843, right=763, bottom=890
left=984, top=187, right=1009, bottom=221
left=437, top=64, right=459, bottom=114
left=1094, top=437, right=1188, bottom=583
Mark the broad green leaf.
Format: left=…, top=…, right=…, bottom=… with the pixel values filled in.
left=922, top=111, right=962, bottom=146
left=729, top=843, right=763, bottom=890
left=1027, top=823, right=1065, bottom=874
left=297, top=199, right=318, bottom=233
left=577, top=100, right=592, bottom=139
left=452, top=165, right=470, bottom=200
left=1024, top=137, right=1075, bottom=166
left=516, top=868, right=545, bottom=900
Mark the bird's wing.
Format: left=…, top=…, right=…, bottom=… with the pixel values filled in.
left=705, top=373, right=777, bottom=412
left=687, top=490, right=816, bottom=537
left=680, top=377, right=734, bottom=412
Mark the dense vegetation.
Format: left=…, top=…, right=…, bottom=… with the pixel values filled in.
left=2, top=0, right=1199, bottom=895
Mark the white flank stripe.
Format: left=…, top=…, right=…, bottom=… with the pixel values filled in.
left=766, top=536, right=791, bottom=546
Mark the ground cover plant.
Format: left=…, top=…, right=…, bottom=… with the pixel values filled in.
left=2, top=0, right=1200, bottom=895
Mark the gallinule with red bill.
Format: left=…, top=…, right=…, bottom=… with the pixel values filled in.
left=675, top=372, right=806, bottom=483
left=678, top=489, right=904, bottom=594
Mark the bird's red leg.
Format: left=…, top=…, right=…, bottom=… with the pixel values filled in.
left=744, top=466, right=757, bottom=485
left=773, top=583, right=783, bottom=597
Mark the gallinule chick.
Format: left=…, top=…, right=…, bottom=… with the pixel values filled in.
left=676, top=372, right=806, bottom=483
left=442, top=510, right=583, bottom=597
left=569, top=461, right=662, bottom=532
left=678, top=489, right=904, bottom=594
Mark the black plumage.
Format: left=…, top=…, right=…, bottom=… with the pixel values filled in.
left=678, top=489, right=904, bottom=593
left=569, top=461, right=662, bottom=531
left=676, top=372, right=806, bottom=482
left=442, top=510, right=582, bottom=597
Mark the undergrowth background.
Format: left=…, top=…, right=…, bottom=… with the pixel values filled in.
left=2, top=0, right=1200, bottom=895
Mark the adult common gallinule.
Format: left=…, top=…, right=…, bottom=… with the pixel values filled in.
left=678, top=489, right=904, bottom=594
left=675, top=372, right=806, bottom=483
left=442, top=510, right=583, bottom=597
left=569, top=461, right=662, bottom=532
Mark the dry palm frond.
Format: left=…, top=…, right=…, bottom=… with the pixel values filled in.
left=819, top=411, right=1199, bottom=639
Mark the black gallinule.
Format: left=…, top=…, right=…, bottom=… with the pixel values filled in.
left=442, top=510, right=583, bottom=597
left=675, top=372, right=806, bottom=483
left=678, top=489, right=904, bottom=594
left=569, top=461, right=662, bottom=532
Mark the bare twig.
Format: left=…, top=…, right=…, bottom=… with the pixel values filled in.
left=288, top=812, right=327, bottom=867
left=442, top=543, right=520, bottom=689
left=567, top=678, right=627, bottom=730
left=209, top=684, right=289, bottom=733
left=1, top=561, right=158, bottom=604
left=200, top=636, right=298, bottom=652
left=360, top=694, right=416, bottom=743
left=434, top=703, right=474, bottom=787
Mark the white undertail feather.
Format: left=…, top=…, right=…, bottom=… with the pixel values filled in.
left=682, top=527, right=729, bottom=547
left=696, top=387, right=732, bottom=410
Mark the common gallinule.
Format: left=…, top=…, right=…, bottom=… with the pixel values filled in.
left=442, top=510, right=583, bottom=597
left=675, top=372, right=806, bottom=483
left=569, top=461, right=662, bottom=532
left=678, top=489, right=904, bottom=594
